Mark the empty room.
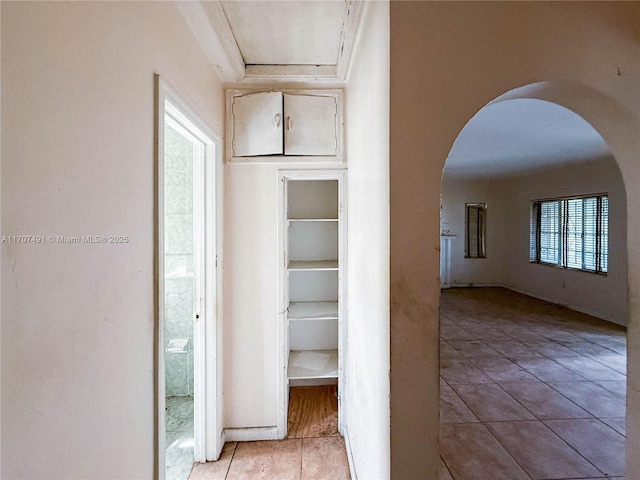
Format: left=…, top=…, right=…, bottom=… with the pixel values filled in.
left=439, top=96, right=628, bottom=479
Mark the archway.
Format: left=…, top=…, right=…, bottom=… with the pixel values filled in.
left=438, top=81, right=637, bottom=478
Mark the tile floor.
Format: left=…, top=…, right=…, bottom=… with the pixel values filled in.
left=166, top=396, right=195, bottom=480
left=439, top=287, right=627, bottom=480
left=189, top=386, right=350, bottom=480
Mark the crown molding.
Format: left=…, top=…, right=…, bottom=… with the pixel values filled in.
left=336, top=0, right=365, bottom=81
left=177, top=0, right=245, bottom=82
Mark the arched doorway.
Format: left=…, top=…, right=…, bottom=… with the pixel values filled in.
left=438, top=81, right=635, bottom=479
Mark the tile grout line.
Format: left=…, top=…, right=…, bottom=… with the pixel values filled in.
left=440, top=288, right=627, bottom=480
left=223, top=442, right=237, bottom=480
left=299, top=438, right=304, bottom=480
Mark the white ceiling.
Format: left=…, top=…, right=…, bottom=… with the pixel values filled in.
left=220, top=1, right=346, bottom=65
left=443, top=99, right=612, bottom=179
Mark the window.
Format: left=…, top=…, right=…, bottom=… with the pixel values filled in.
left=465, top=203, right=486, bottom=258
left=530, top=194, right=608, bottom=273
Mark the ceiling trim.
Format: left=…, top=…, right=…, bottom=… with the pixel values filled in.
left=244, top=65, right=339, bottom=82
left=336, top=0, right=365, bottom=81
left=177, top=0, right=245, bottom=82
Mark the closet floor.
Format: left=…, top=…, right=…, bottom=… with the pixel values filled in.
left=189, top=385, right=350, bottom=480
left=287, top=385, right=340, bottom=439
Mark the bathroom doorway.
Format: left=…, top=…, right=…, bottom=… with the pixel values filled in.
left=156, top=77, right=223, bottom=480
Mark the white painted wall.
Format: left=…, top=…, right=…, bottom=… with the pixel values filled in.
left=390, top=2, right=639, bottom=477
left=344, top=1, right=390, bottom=478
left=222, top=163, right=281, bottom=429
left=440, top=177, right=508, bottom=286
left=441, top=156, right=628, bottom=325
left=1, top=3, right=224, bottom=478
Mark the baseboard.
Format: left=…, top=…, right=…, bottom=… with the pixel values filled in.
left=342, top=425, right=358, bottom=480
left=445, top=282, right=503, bottom=289
left=446, top=283, right=626, bottom=327
left=500, top=283, right=626, bottom=327
left=223, top=426, right=282, bottom=442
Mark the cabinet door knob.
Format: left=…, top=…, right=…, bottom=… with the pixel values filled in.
left=274, top=113, right=281, bottom=127
left=287, top=116, right=292, bottom=131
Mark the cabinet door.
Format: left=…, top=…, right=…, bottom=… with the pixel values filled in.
left=232, top=92, right=283, bottom=157
left=284, top=94, right=337, bottom=156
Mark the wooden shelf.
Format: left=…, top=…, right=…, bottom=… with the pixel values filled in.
left=288, top=350, right=338, bottom=380
left=288, top=218, right=338, bottom=223
left=288, top=301, right=338, bottom=320
left=288, top=260, right=338, bottom=271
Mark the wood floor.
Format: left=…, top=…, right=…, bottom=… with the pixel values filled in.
left=287, top=385, right=339, bottom=439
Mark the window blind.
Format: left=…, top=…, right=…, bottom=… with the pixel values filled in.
left=530, top=194, right=608, bottom=274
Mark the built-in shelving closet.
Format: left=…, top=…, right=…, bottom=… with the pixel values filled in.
left=228, top=88, right=345, bottom=437
left=285, top=177, right=342, bottom=386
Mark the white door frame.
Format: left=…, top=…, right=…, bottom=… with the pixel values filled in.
left=155, top=75, right=224, bottom=478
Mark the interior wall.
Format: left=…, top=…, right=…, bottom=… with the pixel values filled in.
left=222, top=162, right=281, bottom=429
left=440, top=176, right=508, bottom=286
left=390, top=2, right=639, bottom=478
left=502, top=157, right=628, bottom=325
left=1, top=3, right=224, bottom=478
left=344, top=1, right=390, bottom=478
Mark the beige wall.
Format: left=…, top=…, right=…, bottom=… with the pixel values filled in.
left=344, top=1, right=390, bottom=478
left=1, top=2, right=224, bottom=478
left=390, top=2, right=639, bottom=477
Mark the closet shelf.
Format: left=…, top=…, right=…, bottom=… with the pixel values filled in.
left=288, top=218, right=338, bottom=223
left=288, top=301, right=338, bottom=320
left=288, top=260, right=338, bottom=271
left=288, top=349, right=338, bottom=380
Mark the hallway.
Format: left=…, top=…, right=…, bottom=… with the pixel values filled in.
left=439, top=288, right=627, bottom=480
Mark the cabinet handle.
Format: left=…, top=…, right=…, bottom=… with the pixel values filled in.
left=287, top=116, right=292, bottom=131
left=275, top=113, right=281, bottom=127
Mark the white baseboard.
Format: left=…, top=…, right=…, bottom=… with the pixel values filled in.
left=223, top=426, right=282, bottom=442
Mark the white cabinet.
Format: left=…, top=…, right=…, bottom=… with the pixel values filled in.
left=280, top=172, right=345, bottom=390
left=228, top=90, right=343, bottom=162
left=232, top=91, right=283, bottom=156
left=283, top=94, right=337, bottom=156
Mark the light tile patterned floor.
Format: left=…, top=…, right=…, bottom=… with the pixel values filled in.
left=190, top=437, right=350, bottom=480
left=439, top=287, right=627, bottom=480
left=166, top=396, right=195, bottom=480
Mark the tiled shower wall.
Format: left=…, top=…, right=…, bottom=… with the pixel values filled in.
left=164, top=125, right=194, bottom=396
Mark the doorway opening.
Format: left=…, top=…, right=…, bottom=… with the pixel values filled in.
left=156, top=77, right=223, bottom=480
left=438, top=91, right=628, bottom=479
